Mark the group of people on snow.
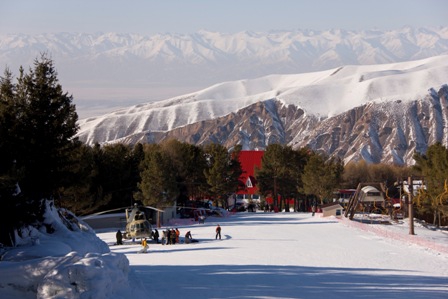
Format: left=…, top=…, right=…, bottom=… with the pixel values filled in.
left=116, top=224, right=223, bottom=251
left=161, top=228, right=181, bottom=245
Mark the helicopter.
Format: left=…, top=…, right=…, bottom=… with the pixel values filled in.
left=82, top=203, right=164, bottom=241
left=122, top=204, right=159, bottom=240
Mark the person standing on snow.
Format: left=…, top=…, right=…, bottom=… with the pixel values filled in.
left=153, top=229, right=160, bottom=244
left=166, top=229, right=171, bottom=245
left=116, top=230, right=123, bottom=245
left=215, top=224, right=221, bottom=240
left=170, top=229, right=176, bottom=244
left=175, top=228, right=180, bottom=244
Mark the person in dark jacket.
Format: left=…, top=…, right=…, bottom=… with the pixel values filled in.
left=153, top=229, right=160, bottom=244
left=170, top=229, right=177, bottom=244
left=166, top=229, right=171, bottom=245
left=215, top=224, right=221, bottom=240
left=185, top=231, right=198, bottom=244
left=185, top=231, right=192, bottom=244
left=116, top=230, right=123, bottom=245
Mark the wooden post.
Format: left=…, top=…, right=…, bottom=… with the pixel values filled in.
left=408, top=176, right=415, bottom=235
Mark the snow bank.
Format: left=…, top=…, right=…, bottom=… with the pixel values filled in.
left=0, top=200, right=131, bottom=299
left=340, top=216, right=448, bottom=255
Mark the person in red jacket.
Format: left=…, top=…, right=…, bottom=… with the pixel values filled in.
left=215, top=224, right=221, bottom=240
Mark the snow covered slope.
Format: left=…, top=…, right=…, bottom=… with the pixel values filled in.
left=75, top=55, right=448, bottom=166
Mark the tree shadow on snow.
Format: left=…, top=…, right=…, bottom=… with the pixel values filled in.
left=130, top=264, right=448, bottom=299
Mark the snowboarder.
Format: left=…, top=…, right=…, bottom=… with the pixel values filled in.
left=215, top=224, right=221, bottom=240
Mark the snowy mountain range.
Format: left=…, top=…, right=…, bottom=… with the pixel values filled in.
left=1, top=27, right=448, bottom=165
left=1, top=27, right=448, bottom=118
left=75, top=54, right=448, bottom=165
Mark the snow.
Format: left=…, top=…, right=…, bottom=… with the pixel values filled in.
left=75, top=54, right=448, bottom=145
left=0, top=203, right=447, bottom=299
left=2, top=28, right=448, bottom=119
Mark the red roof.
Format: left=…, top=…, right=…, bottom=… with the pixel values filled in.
left=237, top=150, right=264, bottom=195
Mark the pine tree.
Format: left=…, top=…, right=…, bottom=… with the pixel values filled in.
left=203, top=143, right=242, bottom=207
left=137, top=144, right=178, bottom=208
left=413, top=143, right=448, bottom=226
left=0, top=55, right=79, bottom=245
left=160, top=140, right=208, bottom=204
left=0, top=68, right=20, bottom=192
left=15, top=54, right=79, bottom=198
left=302, top=153, right=343, bottom=205
left=255, top=144, right=303, bottom=210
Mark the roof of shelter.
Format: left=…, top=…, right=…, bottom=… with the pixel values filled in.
left=361, top=186, right=380, bottom=193
left=321, top=202, right=343, bottom=210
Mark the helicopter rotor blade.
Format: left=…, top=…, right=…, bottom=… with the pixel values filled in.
left=81, top=207, right=128, bottom=220
left=142, top=206, right=165, bottom=213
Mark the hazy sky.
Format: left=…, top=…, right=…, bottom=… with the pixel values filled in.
left=1, top=0, right=446, bottom=35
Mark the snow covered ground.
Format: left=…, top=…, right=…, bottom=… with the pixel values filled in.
left=0, top=206, right=447, bottom=299
left=101, top=212, right=448, bottom=299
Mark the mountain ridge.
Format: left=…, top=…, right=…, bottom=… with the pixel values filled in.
left=2, top=28, right=448, bottom=164
left=1, top=27, right=448, bottom=118
left=74, top=54, right=448, bottom=165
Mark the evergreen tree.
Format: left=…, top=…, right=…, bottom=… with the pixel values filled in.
left=137, top=144, right=178, bottom=208
left=15, top=54, right=79, bottom=198
left=0, top=55, right=79, bottom=245
left=288, top=147, right=310, bottom=211
left=413, top=143, right=448, bottom=226
left=203, top=143, right=242, bottom=207
left=160, top=140, right=208, bottom=204
left=0, top=68, right=20, bottom=192
left=255, top=144, right=283, bottom=208
left=58, top=142, right=101, bottom=214
left=255, top=144, right=303, bottom=210
left=302, top=153, right=343, bottom=205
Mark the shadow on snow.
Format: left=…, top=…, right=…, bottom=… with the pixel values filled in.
left=130, top=264, right=448, bottom=299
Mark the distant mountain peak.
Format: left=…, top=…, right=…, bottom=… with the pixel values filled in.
left=1, top=27, right=447, bottom=121
left=2, top=27, right=448, bottom=164
left=74, top=54, right=448, bottom=165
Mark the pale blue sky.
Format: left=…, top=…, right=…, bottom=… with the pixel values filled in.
left=0, top=0, right=446, bottom=35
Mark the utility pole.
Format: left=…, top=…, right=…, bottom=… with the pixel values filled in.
left=408, top=176, right=415, bottom=235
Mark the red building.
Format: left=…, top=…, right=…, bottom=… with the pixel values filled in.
left=232, top=150, right=295, bottom=210
left=232, top=150, right=264, bottom=205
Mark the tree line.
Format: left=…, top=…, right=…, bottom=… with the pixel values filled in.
left=1, top=56, right=447, bottom=246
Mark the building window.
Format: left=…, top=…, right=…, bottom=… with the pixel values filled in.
left=246, top=178, right=253, bottom=188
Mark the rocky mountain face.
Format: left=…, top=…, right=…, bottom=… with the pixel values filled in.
left=4, top=28, right=446, bottom=165
left=111, top=85, right=448, bottom=166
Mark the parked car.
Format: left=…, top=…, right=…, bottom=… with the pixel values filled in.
left=228, top=203, right=246, bottom=212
